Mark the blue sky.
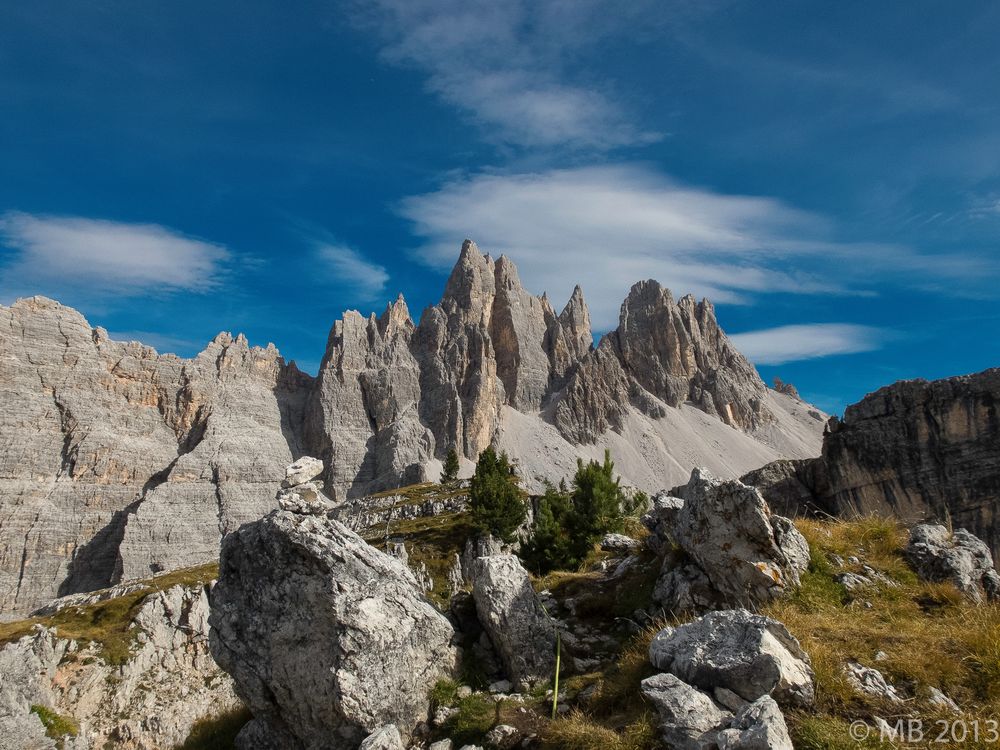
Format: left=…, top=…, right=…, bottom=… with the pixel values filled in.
left=2, top=0, right=999, bottom=414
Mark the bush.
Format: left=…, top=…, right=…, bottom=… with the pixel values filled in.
left=469, top=447, right=526, bottom=544
left=441, top=446, right=460, bottom=484
left=522, top=450, right=628, bottom=573
left=30, top=705, right=78, bottom=746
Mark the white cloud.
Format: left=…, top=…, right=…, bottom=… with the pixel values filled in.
left=729, top=324, right=886, bottom=365
left=0, top=211, right=228, bottom=296
left=399, top=164, right=891, bottom=329
left=355, top=0, right=658, bottom=149
left=316, top=243, right=389, bottom=299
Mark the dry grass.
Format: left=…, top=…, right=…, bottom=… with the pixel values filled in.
left=362, top=512, right=475, bottom=608
left=0, top=562, right=218, bottom=665
left=765, top=516, right=1000, bottom=747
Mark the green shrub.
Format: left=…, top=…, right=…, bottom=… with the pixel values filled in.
left=469, top=447, right=526, bottom=544
left=441, top=446, right=460, bottom=484
left=522, top=450, right=628, bottom=573
left=30, top=705, right=78, bottom=746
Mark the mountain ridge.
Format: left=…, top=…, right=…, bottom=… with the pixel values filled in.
left=0, top=241, right=825, bottom=616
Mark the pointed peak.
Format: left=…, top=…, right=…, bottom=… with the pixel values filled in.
left=442, top=240, right=495, bottom=310
left=459, top=238, right=479, bottom=262
left=493, top=253, right=525, bottom=292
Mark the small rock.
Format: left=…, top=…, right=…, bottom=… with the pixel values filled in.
left=429, top=741, right=453, bottom=750
left=456, top=686, right=473, bottom=699
left=485, top=724, right=521, bottom=749
left=488, top=679, right=512, bottom=694
left=713, top=687, right=748, bottom=712
left=282, top=456, right=324, bottom=488
left=716, top=696, right=793, bottom=750
left=928, top=687, right=960, bottom=714
left=601, top=533, right=642, bottom=554
left=433, top=706, right=457, bottom=726
left=360, top=725, right=405, bottom=750
left=844, top=661, right=902, bottom=703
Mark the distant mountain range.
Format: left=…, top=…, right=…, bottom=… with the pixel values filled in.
left=0, top=240, right=825, bottom=616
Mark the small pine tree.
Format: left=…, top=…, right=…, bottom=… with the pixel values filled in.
left=521, top=481, right=575, bottom=573
left=441, top=446, right=460, bottom=484
left=568, top=449, right=625, bottom=560
left=470, top=446, right=526, bottom=544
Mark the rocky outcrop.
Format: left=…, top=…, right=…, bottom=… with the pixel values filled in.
left=748, top=369, right=1000, bottom=556
left=0, top=577, right=238, bottom=750
left=905, top=524, right=1000, bottom=603
left=643, top=610, right=805, bottom=750
left=649, top=469, right=809, bottom=612
left=649, top=610, right=815, bottom=708
left=209, top=504, right=458, bottom=748
left=471, top=554, right=557, bottom=690
left=1, top=242, right=827, bottom=616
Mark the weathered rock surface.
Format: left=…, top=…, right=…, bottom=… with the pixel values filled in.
left=0, top=578, right=238, bottom=750
left=359, top=725, right=406, bottom=750
left=640, top=672, right=731, bottom=750
left=844, top=661, right=902, bottom=703
left=650, top=469, right=809, bottom=612
left=905, top=524, right=1000, bottom=603
left=748, top=369, right=1000, bottom=557
left=0, top=297, right=312, bottom=616
left=649, top=609, right=815, bottom=708
left=471, top=554, right=557, bottom=690
left=209, top=509, right=458, bottom=748
left=716, top=696, right=794, bottom=750
left=1, top=243, right=826, bottom=616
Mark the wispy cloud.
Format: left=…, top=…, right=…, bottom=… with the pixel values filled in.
left=399, top=164, right=927, bottom=329
left=0, top=211, right=228, bottom=299
left=355, top=0, right=659, bottom=150
left=316, top=243, right=389, bottom=300
left=730, top=324, right=887, bottom=365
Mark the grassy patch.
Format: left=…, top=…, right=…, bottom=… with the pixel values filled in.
left=30, top=705, right=78, bottom=746
left=175, top=705, right=251, bottom=750
left=362, top=512, right=475, bottom=608
left=0, top=563, right=218, bottom=665
left=440, top=692, right=496, bottom=746
left=765, top=517, right=1000, bottom=747
left=366, top=481, right=470, bottom=505
left=541, top=710, right=657, bottom=750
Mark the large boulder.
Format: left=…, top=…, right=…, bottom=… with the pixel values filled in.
left=471, top=554, right=557, bottom=690
left=905, top=524, right=1000, bottom=604
left=655, top=469, right=809, bottom=610
left=648, top=609, right=815, bottom=708
left=209, top=509, right=459, bottom=749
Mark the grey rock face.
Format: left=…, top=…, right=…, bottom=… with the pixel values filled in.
left=471, top=554, right=557, bottom=690
left=0, top=296, right=312, bottom=615
left=652, top=469, right=809, bottom=612
left=640, top=672, right=731, bottom=750
left=0, top=580, right=239, bottom=750
left=906, top=524, right=1000, bottom=603
left=649, top=609, right=815, bottom=708
left=282, top=456, right=324, bottom=488
left=1, top=244, right=825, bottom=616
left=716, top=696, right=794, bottom=750
left=600, top=533, right=641, bottom=554
left=209, top=509, right=458, bottom=748
left=748, top=369, right=1000, bottom=557
left=359, top=725, right=406, bottom=750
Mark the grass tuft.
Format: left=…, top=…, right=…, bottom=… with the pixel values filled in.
left=30, top=705, right=78, bottom=747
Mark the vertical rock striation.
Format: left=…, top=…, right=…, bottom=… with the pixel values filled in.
left=747, top=369, right=1000, bottom=556
left=0, top=241, right=826, bottom=616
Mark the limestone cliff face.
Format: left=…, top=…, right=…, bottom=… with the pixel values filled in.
left=747, top=369, right=1000, bottom=555
left=0, top=241, right=825, bottom=616
left=0, top=298, right=311, bottom=614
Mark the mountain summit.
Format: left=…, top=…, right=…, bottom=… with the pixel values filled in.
left=0, top=242, right=824, bottom=615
